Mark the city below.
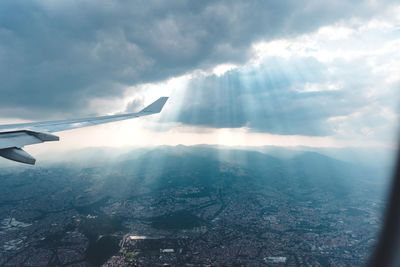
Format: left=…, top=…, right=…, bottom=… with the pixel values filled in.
left=0, top=146, right=388, bottom=266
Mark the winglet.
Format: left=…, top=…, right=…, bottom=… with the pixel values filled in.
left=139, top=97, right=169, bottom=114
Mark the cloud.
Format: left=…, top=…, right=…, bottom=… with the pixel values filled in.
left=175, top=57, right=346, bottom=136
left=172, top=18, right=400, bottom=139
left=0, top=0, right=394, bottom=119
left=125, top=97, right=144, bottom=113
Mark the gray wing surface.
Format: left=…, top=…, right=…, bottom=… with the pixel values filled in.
left=0, top=97, right=168, bottom=165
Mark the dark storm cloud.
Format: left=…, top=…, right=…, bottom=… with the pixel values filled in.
left=0, top=0, right=391, bottom=118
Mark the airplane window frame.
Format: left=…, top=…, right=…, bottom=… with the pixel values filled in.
left=369, top=145, right=400, bottom=266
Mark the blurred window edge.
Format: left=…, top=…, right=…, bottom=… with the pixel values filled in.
left=369, top=144, right=400, bottom=267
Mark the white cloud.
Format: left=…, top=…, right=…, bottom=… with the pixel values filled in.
left=297, top=82, right=343, bottom=93
left=212, top=64, right=238, bottom=77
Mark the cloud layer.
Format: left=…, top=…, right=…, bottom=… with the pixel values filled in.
left=172, top=17, right=400, bottom=139
left=0, top=0, right=392, bottom=118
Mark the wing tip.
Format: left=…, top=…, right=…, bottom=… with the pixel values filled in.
left=140, top=97, right=169, bottom=114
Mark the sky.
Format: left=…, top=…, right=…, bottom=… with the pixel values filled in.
left=0, top=0, right=399, bottom=153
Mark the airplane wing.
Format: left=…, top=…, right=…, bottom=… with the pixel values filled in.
left=0, top=97, right=168, bottom=165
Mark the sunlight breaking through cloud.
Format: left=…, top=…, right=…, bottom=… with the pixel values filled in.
left=1, top=2, right=398, bottom=154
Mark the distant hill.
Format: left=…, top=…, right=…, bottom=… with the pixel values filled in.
left=44, top=145, right=389, bottom=198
